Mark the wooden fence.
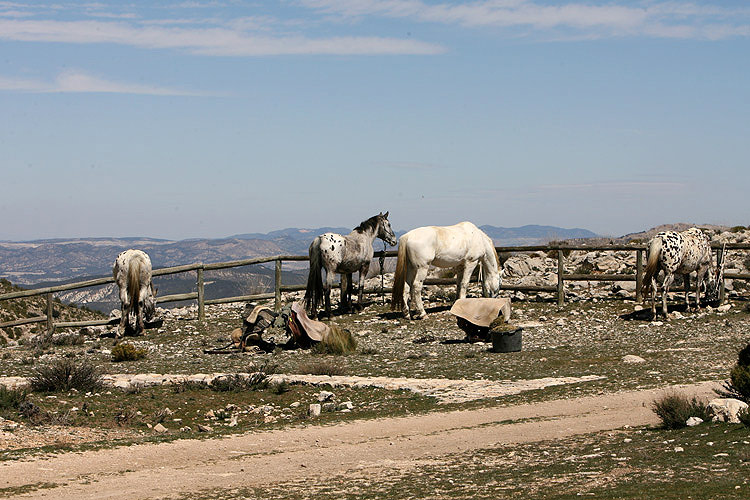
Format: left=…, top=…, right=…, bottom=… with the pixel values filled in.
left=1, top=243, right=749, bottom=334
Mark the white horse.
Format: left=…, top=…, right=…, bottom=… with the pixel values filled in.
left=113, top=249, right=157, bottom=336
left=391, top=221, right=501, bottom=320
left=305, top=212, right=397, bottom=319
left=641, top=227, right=716, bottom=318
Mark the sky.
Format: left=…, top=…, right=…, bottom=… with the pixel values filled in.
left=1, top=0, right=748, bottom=241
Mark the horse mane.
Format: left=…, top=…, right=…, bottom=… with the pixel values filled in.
left=354, top=215, right=380, bottom=234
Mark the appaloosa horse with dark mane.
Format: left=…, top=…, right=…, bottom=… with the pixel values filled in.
left=113, top=249, right=157, bottom=336
left=305, top=212, right=397, bottom=319
left=641, top=227, right=720, bottom=318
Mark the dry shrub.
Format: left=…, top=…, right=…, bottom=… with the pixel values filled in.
left=210, top=373, right=269, bottom=392
left=652, top=392, right=709, bottom=429
left=314, top=325, right=356, bottom=355
left=111, top=343, right=147, bottom=362
left=29, top=358, right=103, bottom=393
left=295, top=359, right=346, bottom=376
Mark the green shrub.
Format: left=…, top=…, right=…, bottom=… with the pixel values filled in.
left=716, top=343, right=750, bottom=403
left=739, top=407, right=750, bottom=428
left=652, top=392, right=709, bottom=429
left=0, top=385, right=28, bottom=413
left=111, top=343, right=147, bottom=362
left=29, top=358, right=103, bottom=393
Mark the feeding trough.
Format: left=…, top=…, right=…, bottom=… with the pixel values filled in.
left=450, top=298, right=519, bottom=351
left=490, top=325, right=523, bottom=353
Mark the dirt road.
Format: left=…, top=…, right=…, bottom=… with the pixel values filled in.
left=1, top=381, right=719, bottom=499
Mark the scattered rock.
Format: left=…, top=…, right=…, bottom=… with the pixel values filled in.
left=153, top=423, right=168, bottom=433
left=622, top=355, right=646, bottom=364
left=686, top=416, right=704, bottom=427
left=717, top=304, right=731, bottom=313
left=197, top=424, right=213, bottom=433
left=708, top=398, right=749, bottom=424
left=318, top=391, right=334, bottom=402
left=674, top=446, right=684, bottom=452
left=308, top=404, right=321, bottom=417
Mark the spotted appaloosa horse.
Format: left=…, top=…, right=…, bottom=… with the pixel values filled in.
left=641, top=227, right=716, bottom=318
left=113, top=249, right=157, bottom=336
left=305, top=212, right=397, bottom=319
left=391, top=221, right=501, bottom=320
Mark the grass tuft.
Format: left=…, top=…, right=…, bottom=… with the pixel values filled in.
left=295, top=359, right=346, bottom=376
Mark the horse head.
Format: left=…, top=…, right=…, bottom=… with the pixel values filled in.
left=481, top=244, right=502, bottom=298
left=143, top=284, right=157, bottom=321
left=377, top=212, right=398, bottom=246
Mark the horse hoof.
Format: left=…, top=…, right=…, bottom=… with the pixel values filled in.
left=414, top=312, right=427, bottom=320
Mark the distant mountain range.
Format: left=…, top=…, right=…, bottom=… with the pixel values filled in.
left=0, top=224, right=599, bottom=287
left=0, top=224, right=598, bottom=312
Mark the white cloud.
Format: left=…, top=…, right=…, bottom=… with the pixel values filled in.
left=0, top=70, right=213, bottom=96
left=0, top=17, right=445, bottom=55
left=299, top=0, right=750, bottom=40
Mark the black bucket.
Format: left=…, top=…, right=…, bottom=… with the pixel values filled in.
left=491, top=327, right=522, bottom=353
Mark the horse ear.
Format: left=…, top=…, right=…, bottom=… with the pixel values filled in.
left=384, top=211, right=389, bottom=219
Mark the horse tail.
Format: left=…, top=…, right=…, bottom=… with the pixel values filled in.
left=642, top=237, right=662, bottom=295
left=304, top=238, right=324, bottom=313
left=127, top=257, right=141, bottom=322
left=391, top=235, right=408, bottom=311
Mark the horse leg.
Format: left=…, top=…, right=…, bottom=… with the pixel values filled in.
left=402, top=264, right=416, bottom=319
left=458, top=261, right=478, bottom=300
left=357, top=263, right=369, bottom=311
left=662, top=273, right=674, bottom=317
left=695, top=266, right=707, bottom=310
left=339, top=274, right=349, bottom=313
left=650, top=277, right=657, bottom=319
left=118, top=287, right=129, bottom=338
left=324, top=270, right=334, bottom=319
left=412, top=267, right=430, bottom=320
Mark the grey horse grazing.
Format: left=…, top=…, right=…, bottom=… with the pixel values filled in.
left=305, top=212, right=397, bottom=319
left=641, top=227, right=717, bottom=318
left=113, top=249, right=157, bottom=336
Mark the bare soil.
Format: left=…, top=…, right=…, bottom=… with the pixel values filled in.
left=0, top=381, right=720, bottom=499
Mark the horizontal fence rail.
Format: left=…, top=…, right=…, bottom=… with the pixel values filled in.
left=1, top=241, right=749, bottom=333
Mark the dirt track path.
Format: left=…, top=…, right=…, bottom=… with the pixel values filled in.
left=1, top=381, right=719, bottom=500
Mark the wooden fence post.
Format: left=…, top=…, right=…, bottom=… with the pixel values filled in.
left=197, top=265, right=205, bottom=321
left=557, top=251, right=565, bottom=306
left=46, top=292, right=54, bottom=335
left=635, top=249, right=643, bottom=303
left=274, top=259, right=282, bottom=312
